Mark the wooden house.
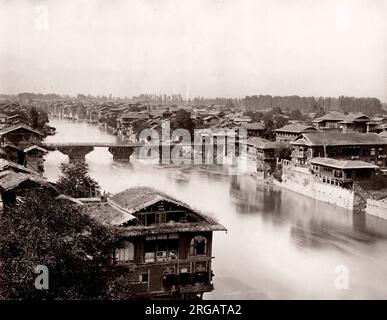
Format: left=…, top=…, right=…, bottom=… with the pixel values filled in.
left=291, top=132, right=387, bottom=167
left=84, top=186, right=226, bottom=300
left=309, top=157, right=378, bottom=189
left=0, top=124, right=43, bottom=148
left=275, top=124, right=318, bottom=142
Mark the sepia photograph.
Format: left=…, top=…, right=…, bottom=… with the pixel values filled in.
left=0, top=0, right=387, bottom=313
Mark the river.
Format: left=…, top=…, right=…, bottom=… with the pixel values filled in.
left=43, top=118, right=387, bottom=299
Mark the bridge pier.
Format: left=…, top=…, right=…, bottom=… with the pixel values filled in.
left=108, top=146, right=135, bottom=162
left=57, top=146, right=94, bottom=163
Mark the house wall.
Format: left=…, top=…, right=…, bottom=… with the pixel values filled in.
left=119, top=231, right=214, bottom=297
left=291, top=145, right=387, bottom=168
left=276, top=132, right=298, bottom=142
left=275, top=161, right=354, bottom=210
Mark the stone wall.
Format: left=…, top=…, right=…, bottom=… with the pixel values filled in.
left=274, top=162, right=354, bottom=210
left=366, top=199, right=387, bottom=220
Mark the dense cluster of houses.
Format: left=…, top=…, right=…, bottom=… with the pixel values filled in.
left=49, top=100, right=387, bottom=179
left=0, top=100, right=227, bottom=299
left=1, top=97, right=387, bottom=299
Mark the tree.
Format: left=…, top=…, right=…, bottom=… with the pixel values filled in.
left=263, top=116, right=275, bottom=140
left=56, top=162, right=101, bottom=198
left=289, top=109, right=303, bottom=121
left=274, top=115, right=289, bottom=129
left=38, top=110, right=49, bottom=128
left=315, top=108, right=326, bottom=118
left=243, top=111, right=264, bottom=122
left=171, top=109, right=195, bottom=136
left=0, top=189, right=131, bottom=299
left=29, top=107, right=39, bottom=129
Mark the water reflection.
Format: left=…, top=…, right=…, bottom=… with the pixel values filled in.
left=43, top=118, right=387, bottom=299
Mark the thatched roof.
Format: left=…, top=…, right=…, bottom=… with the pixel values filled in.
left=111, top=186, right=194, bottom=215
left=82, top=202, right=137, bottom=226
left=84, top=186, right=227, bottom=234
left=119, top=220, right=227, bottom=237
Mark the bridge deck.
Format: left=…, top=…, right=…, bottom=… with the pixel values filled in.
left=42, top=142, right=141, bottom=148
left=40, top=142, right=219, bottom=148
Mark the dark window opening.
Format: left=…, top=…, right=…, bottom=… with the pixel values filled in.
left=140, top=273, right=148, bottom=283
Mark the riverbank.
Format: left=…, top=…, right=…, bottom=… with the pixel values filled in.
left=43, top=118, right=387, bottom=299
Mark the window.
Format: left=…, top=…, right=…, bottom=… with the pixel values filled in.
left=371, top=148, right=376, bottom=156
left=190, top=236, right=207, bottom=256
left=115, top=241, right=134, bottom=264
left=144, top=239, right=179, bottom=263
left=140, top=273, right=148, bottom=283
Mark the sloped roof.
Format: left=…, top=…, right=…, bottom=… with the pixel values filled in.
left=0, top=124, right=43, bottom=136
left=82, top=201, right=136, bottom=226
left=339, top=113, right=370, bottom=123
left=107, top=186, right=225, bottom=230
left=233, top=116, right=252, bottom=123
left=247, top=137, right=289, bottom=149
left=292, top=132, right=387, bottom=146
left=23, top=145, right=48, bottom=153
left=241, top=122, right=264, bottom=130
left=312, top=111, right=346, bottom=123
left=7, top=114, right=28, bottom=119
left=111, top=186, right=195, bottom=214
left=0, top=159, right=38, bottom=174
left=313, top=112, right=370, bottom=124
left=0, top=170, right=57, bottom=192
left=310, top=157, right=379, bottom=169
left=275, top=124, right=318, bottom=133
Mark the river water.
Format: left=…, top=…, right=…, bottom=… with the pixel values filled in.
left=43, top=118, right=387, bottom=299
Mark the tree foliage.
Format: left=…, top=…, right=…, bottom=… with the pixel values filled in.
left=56, top=162, right=101, bottom=198
left=28, top=106, right=49, bottom=130
left=243, top=95, right=383, bottom=115
left=132, top=120, right=150, bottom=141
left=171, top=109, right=195, bottom=136
left=0, top=190, right=130, bottom=299
left=262, top=114, right=289, bottom=141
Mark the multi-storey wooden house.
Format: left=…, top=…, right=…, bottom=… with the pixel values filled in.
left=85, top=187, right=226, bottom=300
left=291, top=132, right=387, bottom=168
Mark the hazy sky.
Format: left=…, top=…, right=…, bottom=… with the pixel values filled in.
left=0, top=0, right=386, bottom=100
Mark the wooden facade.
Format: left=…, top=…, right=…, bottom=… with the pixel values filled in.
left=309, top=157, right=378, bottom=189
left=85, top=187, right=226, bottom=300
left=291, top=132, right=387, bottom=168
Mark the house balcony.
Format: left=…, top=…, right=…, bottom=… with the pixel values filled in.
left=140, top=254, right=213, bottom=266
left=179, top=283, right=214, bottom=293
